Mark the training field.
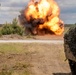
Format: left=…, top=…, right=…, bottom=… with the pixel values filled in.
left=0, top=43, right=71, bottom=75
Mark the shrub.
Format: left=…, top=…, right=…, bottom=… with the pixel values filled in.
left=11, top=24, right=24, bottom=36
left=1, top=24, right=14, bottom=35
left=1, top=19, right=24, bottom=36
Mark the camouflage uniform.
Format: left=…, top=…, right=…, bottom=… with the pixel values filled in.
left=64, top=26, right=76, bottom=75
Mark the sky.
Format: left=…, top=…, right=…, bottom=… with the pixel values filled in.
left=0, top=0, right=76, bottom=24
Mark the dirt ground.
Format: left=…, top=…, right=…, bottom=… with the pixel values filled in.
left=29, top=44, right=71, bottom=75
left=33, top=34, right=63, bottom=40
left=0, top=43, right=71, bottom=75
left=0, top=34, right=63, bottom=40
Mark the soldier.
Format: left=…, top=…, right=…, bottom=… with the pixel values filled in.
left=64, top=26, right=76, bottom=75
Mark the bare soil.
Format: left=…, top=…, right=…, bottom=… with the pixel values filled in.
left=0, top=43, right=71, bottom=75
left=0, top=34, right=63, bottom=40
left=34, top=34, right=63, bottom=40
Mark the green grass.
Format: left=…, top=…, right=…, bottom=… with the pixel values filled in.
left=0, top=43, right=28, bottom=54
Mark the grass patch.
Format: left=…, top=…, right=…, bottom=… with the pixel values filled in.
left=0, top=43, right=28, bottom=54
left=0, top=63, right=31, bottom=75
left=0, top=43, right=64, bottom=75
left=0, top=43, right=33, bottom=75
left=0, top=70, right=30, bottom=75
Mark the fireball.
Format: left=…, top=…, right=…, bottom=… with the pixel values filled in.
left=24, top=0, right=64, bottom=35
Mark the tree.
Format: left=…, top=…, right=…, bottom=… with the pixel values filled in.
left=12, top=18, right=18, bottom=26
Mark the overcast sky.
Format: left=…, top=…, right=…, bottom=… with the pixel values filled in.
left=0, top=0, right=76, bottom=24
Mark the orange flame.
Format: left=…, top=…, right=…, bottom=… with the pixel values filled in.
left=24, top=0, right=64, bottom=35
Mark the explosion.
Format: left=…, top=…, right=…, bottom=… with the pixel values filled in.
left=19, top=0, right=64, bottom=35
